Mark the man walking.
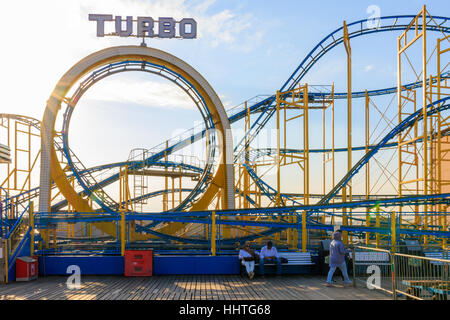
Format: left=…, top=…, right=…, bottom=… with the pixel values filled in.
left=326, top=231, right=352, bottom=287
left=259, top=241, right=282, bottom=277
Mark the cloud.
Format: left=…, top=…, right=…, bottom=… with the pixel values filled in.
left=364, top=64, right=374, bottom=72
left=82, top=76, right=197, bottom=110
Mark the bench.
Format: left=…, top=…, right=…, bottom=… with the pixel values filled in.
left=240, top=252, right=314, bottom=275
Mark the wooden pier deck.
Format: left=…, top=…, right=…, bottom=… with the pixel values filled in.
left=0, top=275, right=390, bottom=300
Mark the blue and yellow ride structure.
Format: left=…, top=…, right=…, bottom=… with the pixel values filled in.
left=1, top=6, right=450, bottom=281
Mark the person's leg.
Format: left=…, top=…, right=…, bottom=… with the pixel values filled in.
left=249, top=261, right=255, bottom=279
left=326, top=266, right=337, bottom=284
left=259, top=257, right=264, bottom=276
left=243, top=261, right=252, bottom=275
left=276, top=257, right=282, bottom=275
left=338, top=261, right=351, bottom=283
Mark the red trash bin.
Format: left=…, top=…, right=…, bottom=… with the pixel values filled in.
left=124, top=250, right=152, bottom=276
left=16, top=256, right=38, bottom=281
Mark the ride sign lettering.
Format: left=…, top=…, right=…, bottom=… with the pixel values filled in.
left=89, top=14, right=197, bottom=39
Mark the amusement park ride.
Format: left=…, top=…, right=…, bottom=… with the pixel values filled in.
left=0, top=6, right=449, bottom=282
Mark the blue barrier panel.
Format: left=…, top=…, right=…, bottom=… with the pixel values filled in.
left=39, top=256, right=124, bottom=275
left=154, top=255, right=240, bottom=275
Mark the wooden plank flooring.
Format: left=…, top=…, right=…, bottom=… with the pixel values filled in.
left=0, top=275, right=390, bottom=300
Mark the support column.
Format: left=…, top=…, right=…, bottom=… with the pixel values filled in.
left=211, top=211, right=216, bottom=256
left=391, top=211, right=397, bottom=253
left=30, top=201, right=34, bottom=256
left=302, top=211, right=307, bottom=252
left=365, top=91, right=370, bottom=245
left=343, top=21, right=352, bottom=244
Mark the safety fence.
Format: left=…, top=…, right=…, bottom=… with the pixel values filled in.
left=352, top=245, right=450, bottom=300
left=351, top=246, right=394, bottom=295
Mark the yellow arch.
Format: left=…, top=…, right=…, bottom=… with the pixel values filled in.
left=39, top=46, right=234, bottom=241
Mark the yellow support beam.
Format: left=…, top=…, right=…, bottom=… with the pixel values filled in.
left=30, top=201, right=34, bottom=256
left=343, top=20, right=353, bottom=245
left=211, top=211, right=216, bottom=256
left=365, top=91, right=370, bottom=245
left=121, top=210, right=125, bottom=256
left=391, top=211, right=397, bottom=253
left=376, top=205, right=380, bottom=248
left=302, top=211, right=307, bottom=252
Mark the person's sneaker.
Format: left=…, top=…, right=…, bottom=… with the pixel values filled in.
left=326, top=283, right=333, bottom=287
left=249, top=272, right=254, bottom=279
left=344, top=282, right=353, bottom=287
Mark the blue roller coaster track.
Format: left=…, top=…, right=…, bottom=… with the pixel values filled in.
left=4, top=14, right=450, bottom=248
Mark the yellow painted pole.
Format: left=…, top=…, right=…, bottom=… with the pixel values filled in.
left=293, top=213, right=298, bottom=250
left=376, top=204, right=380, bottom=248
left=28, top=124, right=31, bottom=192
left=397, top=34, right=404, bottom=241
left=344, top=21, right=353, bottom=244
left=30, top=201, right=34, bottom=256
left=331, top=84, right=336, bottom=226
left=322, top=102, right=326, bottom=221
left=304, top=85, right=310, bottom=207
left=342, top=187, right=348, bottom=244
left=238, top=166, right=242, bottom=209
left=444, top=206, right=448, bottom=250
left=391, top=211, right=397, bottom=254
left=365, top=91, right=370, bottom=245
left=437, top=39, right=444, bottom=250
left=6, top=118, right=10, bottom=201
left=211, top=211, right=216, bottom=256
left=422, top=6, right=429, bottom=246
left=275, top=90, right=281, bottom=243
left=276, top=90, right=281, bottom=207
left=244, top=101, right=250, bottom=210
left=121, top=210, right=125, bottom=256
left=302, top=211, right=307, bottom=252
left=172, top=176, right=175, bottom=209
left=164, top=142, right=168, bottom=212
left=14, top=122, right=17, bottom=190
left=119, top=166, right=126, bottom=256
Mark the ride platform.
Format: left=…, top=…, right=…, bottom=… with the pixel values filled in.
left=0, top=275, right=390, bottom=300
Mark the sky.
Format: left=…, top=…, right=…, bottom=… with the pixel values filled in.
left=0, top=0, right=448, bottom=208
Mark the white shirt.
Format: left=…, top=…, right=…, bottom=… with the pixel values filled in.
left=239, top=249, right=259, bottom=259
left=260, top=246, right=279, bottom=259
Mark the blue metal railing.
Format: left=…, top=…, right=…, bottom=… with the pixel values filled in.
left=6, top=202, right=30, bottom=239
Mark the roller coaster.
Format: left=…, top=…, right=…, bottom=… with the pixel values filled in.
left=1, top=6, right=449, bottom=269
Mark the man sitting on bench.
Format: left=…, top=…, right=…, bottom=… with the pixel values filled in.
left=259, top=241, right=282, bottom=277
